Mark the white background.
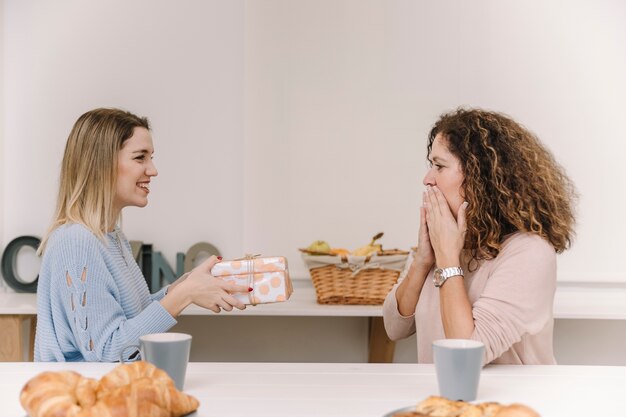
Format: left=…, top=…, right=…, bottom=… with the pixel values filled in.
left=1, top=0, right=626, bottom=366
left=2, top=0, right=626, bottom=285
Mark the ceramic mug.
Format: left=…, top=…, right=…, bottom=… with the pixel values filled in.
left=432, top=339, right=485, bottom=401
left=120, top=332, right=192, bottom=390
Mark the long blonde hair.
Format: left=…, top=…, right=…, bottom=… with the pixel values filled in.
left=38, top=108, right=150, bottom=255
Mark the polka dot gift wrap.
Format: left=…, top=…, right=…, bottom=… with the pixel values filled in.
left=210, top=256, right=293, bottom=305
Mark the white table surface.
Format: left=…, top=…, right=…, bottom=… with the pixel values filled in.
left=3, top=362, right=625, bottom=417
left=2, top=280, right=626, bottom=319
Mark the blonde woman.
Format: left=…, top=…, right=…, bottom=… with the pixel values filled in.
left=35, top=108, right=250, bottom=362
left=383, top=108, right=576, bottom=365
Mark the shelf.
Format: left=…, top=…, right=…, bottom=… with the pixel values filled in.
left=2, top=280, right=625, bottom=319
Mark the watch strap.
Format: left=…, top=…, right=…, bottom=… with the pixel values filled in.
left=434, top=266, right=464, bottom=287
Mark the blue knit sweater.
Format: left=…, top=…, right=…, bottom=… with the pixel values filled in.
left=35, top=223, right=177, bottom=362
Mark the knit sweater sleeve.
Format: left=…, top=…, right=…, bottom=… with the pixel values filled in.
left=151, top=286, right=169, bottom=301
left=47, top=226, right=176, bottom=362
left=469, top=234, right=556, bottom=364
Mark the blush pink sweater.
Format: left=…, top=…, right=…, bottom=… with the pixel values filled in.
left=383, top=232, right=557, bottom=365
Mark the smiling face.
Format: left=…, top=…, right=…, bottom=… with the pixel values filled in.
left=113, top=127, right=158, bottom=216
left=423, top=133, right=465, bottom=218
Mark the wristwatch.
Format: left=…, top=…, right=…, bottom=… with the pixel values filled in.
left=433, top=266, right=464, bottom=287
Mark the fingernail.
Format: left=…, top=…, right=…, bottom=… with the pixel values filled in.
left=248, top=287, right=253, bottom=292
left=463, top=201, right=469, bottom=208
left=217, top=256, right=223, bottom=261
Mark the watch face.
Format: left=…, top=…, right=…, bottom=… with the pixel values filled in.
left=433, top=268, right=443, bottom=286
left=433, top=267, right=464, bottom=287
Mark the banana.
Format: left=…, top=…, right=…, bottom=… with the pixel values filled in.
left=351, top=232, right=384, bottom=256
left=352, top=244, right=382, bottom=256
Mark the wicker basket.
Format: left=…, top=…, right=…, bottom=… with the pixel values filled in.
left=302, top=252, right=409, bottom=305
left=309, top=264, right=400, bottom=305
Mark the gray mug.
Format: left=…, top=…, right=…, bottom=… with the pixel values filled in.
left=120, top=332, right=192, bottom=391
left=432, top=339, right=485, bottom=401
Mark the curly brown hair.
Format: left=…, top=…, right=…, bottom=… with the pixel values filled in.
left=428, top=108, right=576, bottom=261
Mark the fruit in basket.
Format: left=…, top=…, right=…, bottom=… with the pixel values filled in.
left=329, top=248, right=350, bottom=256
left=352, top=244, right=381, bottom=256
left=306, top=240, right=331, bottom=254
left=352, top=232, right=384, bottom=256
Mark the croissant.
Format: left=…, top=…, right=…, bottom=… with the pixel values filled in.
left=20, top=361, right=199, bottom=417
left=396, top=396, right=540, bottom=417
left=96, top=361, right=175, bottom=395
left=19, top=371, right=98, bottom=417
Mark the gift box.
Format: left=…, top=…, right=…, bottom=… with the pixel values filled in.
left=211, top=256, right=293, bottom=305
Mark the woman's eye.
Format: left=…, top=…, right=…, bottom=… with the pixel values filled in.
left=435, top=164, right=444, bottom=171
left=134, top=155, right=146, bottom=161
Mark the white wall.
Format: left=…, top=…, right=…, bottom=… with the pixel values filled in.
left=240, top=0, right=626, bottom=283
left=5, top=0, right=624, bottom=284
left=2, top=0, right=245, bottom=272
left=242, top=1, right=426, bottom=274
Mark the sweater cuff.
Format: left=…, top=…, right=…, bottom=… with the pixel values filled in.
left=151, top=286, right=169, bottom=302
left=141, top=300, right=178, bottom=333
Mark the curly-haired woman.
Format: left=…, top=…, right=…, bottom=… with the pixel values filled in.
left=383, top=108, right=576, bottom=365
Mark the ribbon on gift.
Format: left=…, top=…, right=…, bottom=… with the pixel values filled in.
left=233, top=254, right=261, bottom=305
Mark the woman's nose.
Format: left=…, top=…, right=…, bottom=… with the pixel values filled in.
left=147, top=160, right=158, bottom=177
left=423, top=169, right=435, bottom=186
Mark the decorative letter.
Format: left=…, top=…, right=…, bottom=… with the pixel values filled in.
left=183, top=242, right=221, bottom=273
left=151, top=251, right=177, bottom=291
left=1, top=236, right=41, bottom=293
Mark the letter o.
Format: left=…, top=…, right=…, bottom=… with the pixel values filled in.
left=183, top=242, right=221, bottom=272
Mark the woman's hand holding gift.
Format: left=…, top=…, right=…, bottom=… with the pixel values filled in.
left=161, top=256, right=250, bottom=316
